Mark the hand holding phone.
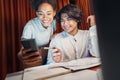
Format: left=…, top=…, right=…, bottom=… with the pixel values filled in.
left=21, top=39, right=38, bottom=52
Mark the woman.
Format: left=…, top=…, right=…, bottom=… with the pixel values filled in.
left=18, top=0, right=57, bottom=67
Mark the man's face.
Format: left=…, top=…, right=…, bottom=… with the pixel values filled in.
left=60, top=13, right=78, bottom=35
left=36, top=3, right=56, bottom=28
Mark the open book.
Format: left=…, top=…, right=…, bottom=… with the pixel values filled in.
left=48, top=57, right=101, bottom=71
left=23, top=57, right=100, bottom=80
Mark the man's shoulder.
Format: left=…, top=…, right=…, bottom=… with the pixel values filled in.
left=78, top=30, right=89, bottom=35
left=54, top=32, right=64, bottom=38
left=52, top=31, right=66, bottom=41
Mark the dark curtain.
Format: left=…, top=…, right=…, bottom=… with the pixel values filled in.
left=0, top=0, right=36, bottom=79
left=75, top=0, right=93, bottom=30
left=0, top=0, right=93, bottom=80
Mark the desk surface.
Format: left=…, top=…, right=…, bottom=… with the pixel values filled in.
left=45, top=69, right=98, bottom=80
left=5, top=58, right=103, bottom=80
left=5, top=66, right=103, bottom=80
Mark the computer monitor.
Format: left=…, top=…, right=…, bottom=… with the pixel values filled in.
left=92, top=0, right=120, bottom=80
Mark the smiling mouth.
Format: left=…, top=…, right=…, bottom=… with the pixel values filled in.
left=43, top=20, right=49, bottom=23
left=64, top=26, right=71, bottom=30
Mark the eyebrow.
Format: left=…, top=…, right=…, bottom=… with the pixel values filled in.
left=37, top=10, right=52, bottom=13
left=61, top=16, right=69, bottom=19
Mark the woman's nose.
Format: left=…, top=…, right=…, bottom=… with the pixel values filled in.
left=43, top=14, right=48, bottom=18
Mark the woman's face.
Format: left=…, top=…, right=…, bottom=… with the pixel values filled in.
left=60, top=13, right=78, bottom=36
left=36, top=3, right=56, bottom=28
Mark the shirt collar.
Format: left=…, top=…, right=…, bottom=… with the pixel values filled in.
left=63, top=30, right=80, bottom=41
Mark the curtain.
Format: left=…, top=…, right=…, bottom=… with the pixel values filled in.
left=0, top=0, right=93, bottom=80
left=75, top=0, right=93, bottom=30
left=0, top=0, right=36, bottom=79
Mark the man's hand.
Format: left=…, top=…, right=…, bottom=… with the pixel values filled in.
left=52, top=47, right=62, bottom=63
left=87, top=15, right=96, bottom=26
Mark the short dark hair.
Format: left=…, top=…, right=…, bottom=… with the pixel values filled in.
left=57, top=4, right=83, bottom=28
left=30, top=0, right=57, bottom=11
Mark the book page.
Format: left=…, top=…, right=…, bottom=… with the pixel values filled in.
left=49, top=57, right=101, bottom=71
left=23, top=67, right=71, bottom=80
left=46, top=70, right=98, bottom=80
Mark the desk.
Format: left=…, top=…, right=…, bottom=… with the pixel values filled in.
left=5, top=65, right=103, bottom=80
left=5, top=58, right=103, bottom=80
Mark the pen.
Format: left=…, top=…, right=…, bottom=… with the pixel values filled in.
left=40, top=47, right=55, bottom=50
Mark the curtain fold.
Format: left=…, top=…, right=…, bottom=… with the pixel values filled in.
left=0, top=0, right=93, bottom=79
left=76, top=0, right=93, bottom=30
left=0, top=0, right=8, bottom=79
left=0, top=0, right=7, bottom=79
left=0, top=0, right=35, bottom=79
left=57, top=0, right=69, bottom=10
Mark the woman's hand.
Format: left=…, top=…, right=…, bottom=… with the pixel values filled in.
left=17, top=48, right=42, bottom=67
left=87, top=15, right=96, bottom=26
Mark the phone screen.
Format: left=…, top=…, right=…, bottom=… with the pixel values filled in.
left=21, top=39, right=38, bottom=52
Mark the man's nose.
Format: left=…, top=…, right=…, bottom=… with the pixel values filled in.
left=63, top=20, right=69, bottom=25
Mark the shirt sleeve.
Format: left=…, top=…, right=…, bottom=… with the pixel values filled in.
left=47, top=36, right=64, bottom=64
left=46, top=39, right=56, bottom=64
left=88, top=26, right=100, bottom=57
left=21, top=21, right=33, bottom=39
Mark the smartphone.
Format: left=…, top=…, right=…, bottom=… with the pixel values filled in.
left=21, top=39, right=38, bottom=52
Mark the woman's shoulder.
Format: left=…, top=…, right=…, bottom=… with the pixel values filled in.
left=25, top=17, right=36, bottom=25
left=25, top=17, right=42, bottom=27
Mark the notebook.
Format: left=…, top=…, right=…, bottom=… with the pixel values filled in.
left=23, top=57, right=101, bottom=80
left=48, top=57, right=101, bottom=71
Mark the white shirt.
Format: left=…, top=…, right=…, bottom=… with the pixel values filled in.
left=21, top=17, right=56, bottom=47
left=47, top=26, right=99, bottom=64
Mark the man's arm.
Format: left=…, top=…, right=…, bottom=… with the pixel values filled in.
left=87, top=15, right=100, bottom=57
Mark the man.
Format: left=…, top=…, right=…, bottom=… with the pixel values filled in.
left=47, top=4, right=99, bottom=64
